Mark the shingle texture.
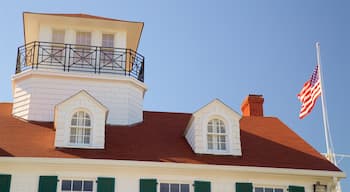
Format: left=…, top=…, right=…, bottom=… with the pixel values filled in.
left=0, top=103, right=340, bottom=171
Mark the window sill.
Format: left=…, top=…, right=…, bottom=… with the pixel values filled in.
left=59, top=144, right=104, bottom=149
left=201, top=150, right=234, bottom=156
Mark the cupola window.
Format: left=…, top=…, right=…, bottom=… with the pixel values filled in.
left=74, top=32, right=92, bottom=66
left=50, top=29, right=66, bottom=65
left=76, top=32, right=91, bottom=46
left=100, top=34, right=115, bottom=66
left=52, top=29, right=65, bottom=44
left=70, top=111, right=91, bottom=145
left=207, top=119, right=227, bottom=151
left=102, top=34, right=114, bottom=48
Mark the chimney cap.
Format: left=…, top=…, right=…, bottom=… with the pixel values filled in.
left=248, top=94, right=263, bottom=98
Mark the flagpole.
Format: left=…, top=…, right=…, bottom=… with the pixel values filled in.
left=316, top=42, right=341, bottom=192
left=315, top=42, right=334, bottom=163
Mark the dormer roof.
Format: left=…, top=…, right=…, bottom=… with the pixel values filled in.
left=55, top=90, right=108, bottom=113
left=193, top=98, right=241, bottom=117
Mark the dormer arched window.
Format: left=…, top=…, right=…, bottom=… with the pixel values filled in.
left=70, top=111, right=92, bottom=145
left=207, top=119, right=227, bottom=151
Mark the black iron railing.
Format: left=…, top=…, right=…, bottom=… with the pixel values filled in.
left=16, top=41, right=144, bottom=82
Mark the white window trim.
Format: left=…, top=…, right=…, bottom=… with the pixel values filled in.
left=69, top=111, right=92, bottom=145
left=253, top=184, right=287, bottom=192
left=67, top=109, right=94, bottom=147
left=158, top=180, right=193, bottom=192
left=59, top=177, right=96, bottom=192
left=206, top=118, right=229, bottom=153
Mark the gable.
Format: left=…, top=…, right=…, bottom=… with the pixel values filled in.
left=55, top=90, right=108, bottom=113
left=193, top=99, right=241, bottom=118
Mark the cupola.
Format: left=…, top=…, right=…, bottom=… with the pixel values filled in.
left=12, top=12, right=146, bottom=126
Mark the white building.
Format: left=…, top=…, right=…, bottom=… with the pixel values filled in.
left=0, top=12, right=345, bottom=192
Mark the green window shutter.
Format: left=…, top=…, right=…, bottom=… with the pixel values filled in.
left=38, top=176, right=58, bottom=192
left=97, top=177, right=115, bottom=192
left=288, top=186, right=305, bottom=192
left=194, top=181, right=211, bottom=192
left=0, top=174, right=11, bottom=192
left=236, top=182, right=253, bottom=192
left=140, top=179, right=157, bottom=192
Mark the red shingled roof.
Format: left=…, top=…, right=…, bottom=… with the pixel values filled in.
left=0, top=103, right=340, bottom=171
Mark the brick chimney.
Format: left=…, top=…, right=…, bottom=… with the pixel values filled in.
left=241, top=94, right=264, bottom=117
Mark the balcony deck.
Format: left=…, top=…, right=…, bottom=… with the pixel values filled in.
left=16, top=41, right=144, bottom=82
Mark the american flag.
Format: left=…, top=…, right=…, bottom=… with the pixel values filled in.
left=297, top=65, right=322, bottom=119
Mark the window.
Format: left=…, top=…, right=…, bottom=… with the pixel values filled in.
left=53, top=30, right=65, bottom=44
left=76, top=32, right=91, bottom=46
left=102, top=34, right=114, bottom=48
left=70, top=111, right=91, bottom=145
left=255, top=187, right=284, bottom=192
left=61, top=179, right=93, bottom=192
left=160, top=183, right=190, bottom=192
left=100, top=34, right=115, bottom=67
left=207, top=119, right=227, bottom=151
left=74, top=32, right=92, bottom=66
left=49, top=30, right=65, bottom=65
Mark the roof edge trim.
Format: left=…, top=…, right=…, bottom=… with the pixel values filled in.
left=193, top=98, right=241, bottom=117
left=55, top=89, right=108, bottom=112
left=22, top=12, right=144, bottom=24
left=12, top=70, right=148, bottom=91
left=0, top=157, right=345, bottom=178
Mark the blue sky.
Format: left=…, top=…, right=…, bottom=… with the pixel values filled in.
left=0, top=0, right=349, bottom=189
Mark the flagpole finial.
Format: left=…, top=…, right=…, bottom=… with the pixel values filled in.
left=316, top=42, right=320, bottom=48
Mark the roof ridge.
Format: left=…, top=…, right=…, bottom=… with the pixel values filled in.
left=143, top=110, right=192, bottom=115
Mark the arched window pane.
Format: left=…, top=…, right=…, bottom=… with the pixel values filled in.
left=71, top=118, right=77, bottom=126
left=78, top=111, right=84, bottom=118
left=220, top=126, right=225, bottom=133
left=85, top=119, right=91, bottom=127
left=207, top=119, right=227, bottom=151
left=70, top=111, right=91, bottom=145
left=208, top=124, right=213, bottom=133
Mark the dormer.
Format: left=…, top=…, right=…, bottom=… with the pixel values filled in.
left=12, top=12, right=146, bottom=125
left=185, top=99, right=242, bottom=156
left=54, top=90, right=108, bottom=148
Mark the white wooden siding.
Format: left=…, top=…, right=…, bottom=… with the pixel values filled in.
left=12, top=79, right=32, bottom=120
left=0, top=159, right=338, bottom=192
left=185, top=119, right=196, bottom=152
left=12, top=71, right=146, bottom=125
